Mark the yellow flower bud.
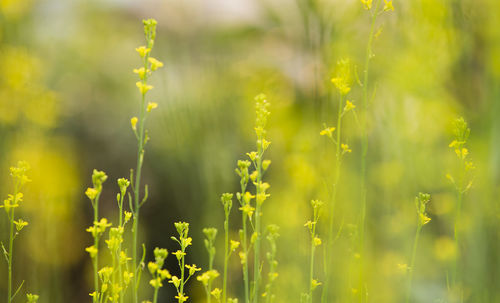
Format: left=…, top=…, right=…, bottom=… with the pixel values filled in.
left=131, top=117, right=138, bottom=131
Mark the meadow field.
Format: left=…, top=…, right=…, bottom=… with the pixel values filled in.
left=0, top=0, right=499, bottom=302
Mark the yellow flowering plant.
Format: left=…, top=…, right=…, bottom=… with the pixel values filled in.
left=1, top=161, right=38, bottom=303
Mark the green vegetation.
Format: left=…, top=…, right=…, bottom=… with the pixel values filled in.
left=1, top=1, right=500, bottom=303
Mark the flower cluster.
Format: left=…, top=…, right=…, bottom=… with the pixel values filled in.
left=170, top=222, right=201, bottom=303
left=415, top=193, right=431, bottom=226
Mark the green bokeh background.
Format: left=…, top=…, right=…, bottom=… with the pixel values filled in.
left=0, top=0, right=499, bottom=302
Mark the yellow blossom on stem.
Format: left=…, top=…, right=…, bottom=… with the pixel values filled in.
left=136, top=81, right=153, bottom=94
left=320, top=126, right=336, bottom=138
left=383, top=0, right=394, bottom=11
left=131, top=117, right=138, bottom=131
left=148, top=57, right=164, bottom=71
left=135, top=46, right=151, bottom=57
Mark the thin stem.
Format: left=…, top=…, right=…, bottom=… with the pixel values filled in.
left=242, top=212, right=250, bottom=303
left=359, top=2, right=382, bottom=302
left=309, top=223, right=317, bottom=303
left=93, top=193, right=100, bottom=303
left=322, top=93, right=344, bottom=303
left=180, top=247, right=186, bottom=301
left=406, top=224, right=422, bottom=303
left=132, top=39, right=151, bottom=303
left=253, top=142, right=263, bottom=303
left=153, top=278, right=159, bottom=303
left=223, top=212, right=229, bottom=303
left=7, top=188, right=17, bottom=303
left=118, top=196, right=124, bottom=303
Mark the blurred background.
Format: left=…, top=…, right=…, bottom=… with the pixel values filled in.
left=0, top=0, right=499, bottom=302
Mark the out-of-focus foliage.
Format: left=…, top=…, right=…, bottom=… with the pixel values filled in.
left=0, top=0, right=499, bottom=302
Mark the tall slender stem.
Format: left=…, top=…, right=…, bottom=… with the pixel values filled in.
left=93, top=194, right=100, bottom=303
left=253, top=142, right=263, bottom=303
left=359, top=2, right=381, bottom=302
left=242, top=211, right=250, bottom=303
left=406, top=225, right=422, bottom=303
left=132, top=32, right=152, bottom=303
left=7, top=186, right=17, bottom=303
left=223, top=212, right=229, bottom=303
left=322, top=93, right=344, bottom=303
left=309, top=221, right=317, bottom=303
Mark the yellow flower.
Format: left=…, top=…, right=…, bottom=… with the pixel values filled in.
left=246, top=151, right=258, bottom=161
left=172, top=250, right=186, bottom=260
left=85, top=187, right=98, bottom=200
left=169, top=276, right=181, bottom=288
left=147, top=102, right=158, bottom=112
left=211, top=288, right=222, bottom=300
left=175, top=293, right=189, bottom=303
left=148, top=262, right=159, bottom=274
left=131, top=117, right=138, bottom=131
left=136, top=81, right=153, bottom=94
left=320, top=127, right=336, bottom=138
left=344, top=100, right=356, bottom=112
left=361, top=0, right=372, bottom=9
left=185, top=264, right=201, bottom=275
left=341, top=143, right=352, bottom=153
left=85, top=245, right=98, bottom=258
left=133, top=67, right=148, bottom=79
left=158, top=269, right=171, bottom=280
left=262, top=160, right=271, bottom=170
left=135, top=46, right=151, bottom=58
left=14, top=219, right=28, bottom=231
left=239, top=204, right=255, bottom=218
left=311, top=279, right=322, bottom=290
left=149, top=277, right=162, bottom=288
left=148, top=57, right=164, bottom=71
left=383, top=0, right=394, bottom=11
left=230, top=240, right=240, bottom=251
left=196, top=272, right=210, bottom=285
left=419, top=213, right=431, bottom=225
left=313, top=237, right=322, bottom=246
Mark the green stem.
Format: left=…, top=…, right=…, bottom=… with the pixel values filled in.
left=93, top=194, right=100, bottom=303
left=118, top=197, right=124, bottom=303
left=406, top=224, right=422, bottom=303
left=132, top=41, right=151, bottom=303
left=180, top=248, right=186, bottom=302
left=253, top=142, right=263, bottom=303
left=223, top=212, right=229, bottom=303
left=242, top=212, right=250, bottom=303
left=153, top=280, right=159, bottom=303
left=207, top=260, right=213, bottom=303
left=322, top=93, right=344, bottom=303
left=359, top=2, right=381, bottom=302
left=309, top=224, right=317, bottom=303
left=7, top=191, right=16, bottom=303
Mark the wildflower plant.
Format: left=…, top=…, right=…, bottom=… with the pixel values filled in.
left=320, top=58, right=355, bottom=303
left=262, top=224, right=280, bottom=303
left=248, top=94, right=272, bottom=303
left=1, top=161, right=38, bottom=303
left=146, top=247, right=171, bottom=303
left=302, top=200, right=323, bottom=303
left=130, top=18, right=163, bottom=303
left=446, top=117, right=474, bottom=296
left=406, top=193, right=431, bottom=303
left=85, top=169, right=110, bottom=303
left=220, top=193, right=240, bottom=303
left=169, top=222, right=201, bottom=303
left=198, top=228, right=219, bottom=303
left=235, top=160, right=254, bottom=303
left=84, top=18, right=163, bottom=303
left=357, top=1, right=394, bottom=301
